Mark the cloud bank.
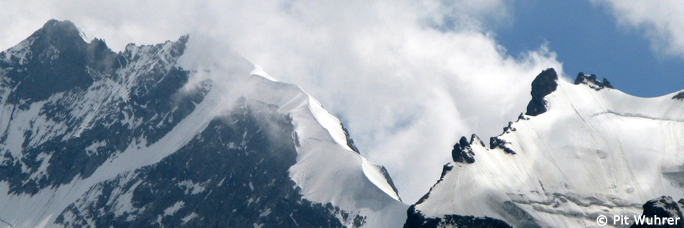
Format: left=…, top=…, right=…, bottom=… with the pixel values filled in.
left=0, top=0, right=562, bottom=202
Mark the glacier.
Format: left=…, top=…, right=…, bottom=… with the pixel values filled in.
left=410, top=68, right=684, bottom=227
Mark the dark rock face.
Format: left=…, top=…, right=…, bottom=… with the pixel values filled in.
left=341, top=123, right=360, bottom=153
left=0, top=20, right=377, bottom=227
left=490, top=137, right=516, bottom=154
left=574, top=72, right=614, bottom=90
left=502, top=121, right=516, bottom=133
left=55, top=101, right=353, bottom=227
left=632, top=196, right=684, bottom=228
left=603, top=78, right=614, bottom=89
left=469, top=134, right=485, bottom=147
left=380, top=165, right=402, bottom=202
left=451, top=136, right=475, bottom=163
left=0, top=20, right=204, bottom=195
left=404, top=205, right=511, bottom=228
left=674, top=92, right=684, bottom=100
left=3, top=20, right=96, bottom=104
left=526, top=68, right=558, bottom=116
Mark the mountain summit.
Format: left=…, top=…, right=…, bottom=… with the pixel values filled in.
left=407, top=68, right=684, bottom=227
left=0, top=20, right=405, bottom=228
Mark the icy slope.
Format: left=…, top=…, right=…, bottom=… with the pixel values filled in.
left=0, top=20, right=405, bottom=227
left=245, top=75, right=407, bottom=227
left=411, top=69, right=684, bottom=227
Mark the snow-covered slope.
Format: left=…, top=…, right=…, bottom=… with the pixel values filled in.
left=240, top=73, right=407, bottom=227
left=410, top=68, right=684, bottom=227
left=0, top=20, right=405, bottom=228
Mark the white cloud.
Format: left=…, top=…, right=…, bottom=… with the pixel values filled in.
left=594, top=0, right=684, bottom=58
left=0, top=0, right=561, bottom=203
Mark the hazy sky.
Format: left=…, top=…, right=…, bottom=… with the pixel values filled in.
left=1, top=0, right=683, bottom=203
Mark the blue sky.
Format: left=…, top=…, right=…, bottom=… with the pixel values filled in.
left=495, top=0, right=684, bottom=97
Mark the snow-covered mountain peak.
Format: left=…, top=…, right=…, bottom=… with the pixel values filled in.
left=410, top=68, right=684, bottom=227
left=33, top=19, right=85, bottom=45
left=13, top=19, right=89, bottom=65
left=239, top=74, right=404, bottom=206
left=173, top=34, right=408, bottom=227
left=0, top=20, right=406, bottom=228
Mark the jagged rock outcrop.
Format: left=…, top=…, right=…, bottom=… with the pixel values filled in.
left=451, top=136, right=475, bottom=163
left=674, top=92, right=684, bottom=100
left=574, top=72, right=613, bottom=90
left=469, top=134, right=485, bottom=147
left=489, top=137, right=515, bottom=154
left=341, top=123, right=360, bottom=153
left=502, top=121, right=515, bottom=133
left=525, top=68, right=558, bottom=116
left=632, top=196, right=684, bottom=228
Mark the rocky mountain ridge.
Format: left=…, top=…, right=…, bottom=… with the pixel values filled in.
left=1, top=20, right=683, bottom=228
left=0, top=20, right=405, bottom=228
